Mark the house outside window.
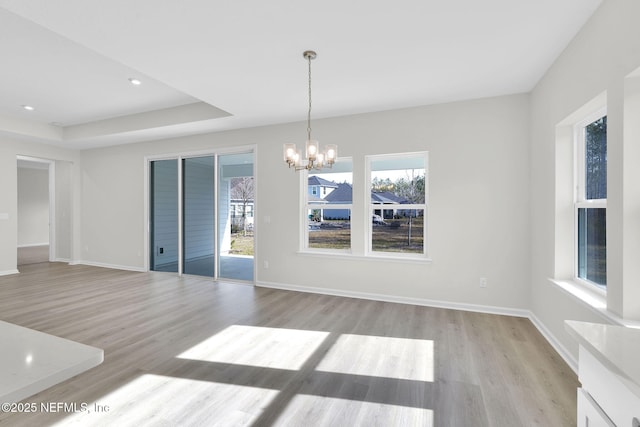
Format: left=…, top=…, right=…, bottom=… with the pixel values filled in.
left=575, top=113, right=607, bottom=289
left=304, top=159, right=353, bottom=251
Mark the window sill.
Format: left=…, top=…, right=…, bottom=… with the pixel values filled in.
left=297, top=250, right=432, bottom=264
left=549, top=278, right=640, bottom=328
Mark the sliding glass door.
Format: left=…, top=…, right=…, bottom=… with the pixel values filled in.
left=150, top=159, right=179, bottom=273
left=149, top=151, right=254, bottom=281
left=183, top=156, right=215, bottom=277
left=218, top=153, right=254, bottom=281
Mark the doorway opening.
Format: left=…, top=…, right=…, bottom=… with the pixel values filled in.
left=16, top=156, right=53, bottom=266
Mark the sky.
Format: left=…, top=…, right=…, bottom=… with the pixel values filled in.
left=311, top=169, right=425, bottom=185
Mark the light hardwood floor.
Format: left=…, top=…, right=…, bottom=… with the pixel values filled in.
left=0, top=263, right=578, bottom=426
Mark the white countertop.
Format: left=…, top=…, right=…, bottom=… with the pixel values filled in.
left=0, top=320, right=103, bottom=403
left=565, top=320, right=640, bottom=399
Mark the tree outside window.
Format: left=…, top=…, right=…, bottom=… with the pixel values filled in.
left=576, top=114, right=607, bottom=288
left=230, top=177, right=254, bottom=236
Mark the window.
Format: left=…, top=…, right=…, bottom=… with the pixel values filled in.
left=367, top=152, right=428, bottom=257
left=575, top=113, right=607, bottom=288
left=304, top=159, right=353, bottom=251
left=300, top=153, right=429, bottom=259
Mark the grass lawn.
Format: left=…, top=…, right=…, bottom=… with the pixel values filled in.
left=230, top=231, right=254, bottom=256
left=372, top=218, right=424, bottom=253
left=309, top=219, right=424, bottom=253
left=230, top=220, right=425, bottom=255
left=309, top=221, right=351, bottom=250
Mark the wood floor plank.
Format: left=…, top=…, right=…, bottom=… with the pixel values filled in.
left=0, top=263, right=578, bottom=426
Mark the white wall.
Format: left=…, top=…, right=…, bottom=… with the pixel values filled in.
left=54, top=160, right=73, bottom=262
left=17, top=167, right=49, bottom=247
left=530, top=0, right=640, bottom=360
left=78, top=93, right=531, bottom=311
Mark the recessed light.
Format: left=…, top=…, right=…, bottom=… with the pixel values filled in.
left=22, top=105, right=35, bottom=111
left=128, top=78, right=142, bottom=86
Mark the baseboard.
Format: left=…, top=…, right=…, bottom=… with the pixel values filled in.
left=17, top=243, right=49, bottom=248
left=256, top=280, right=530, bottom=318
left=70, top=260, right=146, bottom=273
left=0, top=269, right=20, bottom=277
left=528, top=312, right=578, bottom=374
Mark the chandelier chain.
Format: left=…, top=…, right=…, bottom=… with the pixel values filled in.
left=307, top=54, right=312, bottom=141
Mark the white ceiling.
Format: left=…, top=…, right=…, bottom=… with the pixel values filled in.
left=0, top=0, right=603, bottom=149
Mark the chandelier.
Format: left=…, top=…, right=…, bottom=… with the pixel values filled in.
left=283, top=50, right=337, bottom=171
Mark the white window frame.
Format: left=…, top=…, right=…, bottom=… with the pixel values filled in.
left=573, top=108, right=607, bottom=291
left=365, top=151, right=429, bottom=259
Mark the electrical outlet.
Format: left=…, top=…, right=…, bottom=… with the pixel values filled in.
left=480, top=277, right=488, bottom=288
left=264, top=261, right=269, bottom=269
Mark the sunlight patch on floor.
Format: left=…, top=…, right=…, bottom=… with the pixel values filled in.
left=53, top=374, right=279, bottom=426
left=316, top=334, right=434, bottom=382
left=177, top=325, right=330, bottom=370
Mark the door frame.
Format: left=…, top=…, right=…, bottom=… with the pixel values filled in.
left=16, top=155, right=56, bottom=263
